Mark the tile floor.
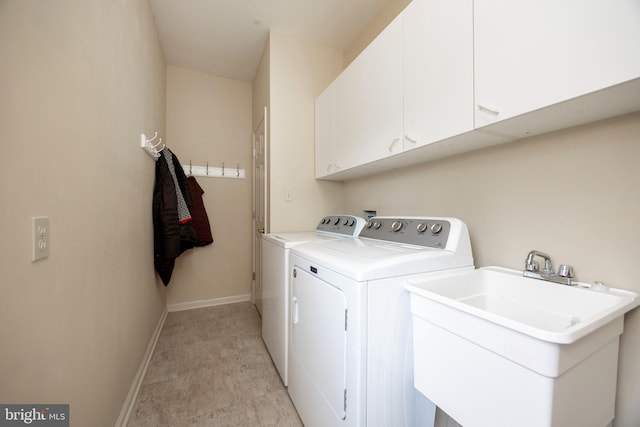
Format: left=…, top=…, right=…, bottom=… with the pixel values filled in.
left=127, top=302, right=303, bottom=427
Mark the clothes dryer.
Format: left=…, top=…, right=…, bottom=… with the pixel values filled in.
left=288, top=217, right=474, bottom=427
left=261, top=215, right=365, bottom=385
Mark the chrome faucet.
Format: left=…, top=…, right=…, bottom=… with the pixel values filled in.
left=523, top=250, right=576, bottom=286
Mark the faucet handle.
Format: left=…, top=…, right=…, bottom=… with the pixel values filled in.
left=557, top=264, right=574, bottom=278
left=525, top=260, right=539, bottom=272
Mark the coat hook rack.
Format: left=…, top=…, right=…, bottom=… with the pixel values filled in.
left=141, top=132, right=165, bottom=160
left=180, top=161, right=245, bottom=179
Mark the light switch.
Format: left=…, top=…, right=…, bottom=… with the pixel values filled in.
left=32, top=216, right=49, bottom=262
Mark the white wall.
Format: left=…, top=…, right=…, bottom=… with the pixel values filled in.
left=343, top=112, right=640, bottom=427
left=165, top=66, right=253, bottom=305
left=0, top=1, right=167, bottom=425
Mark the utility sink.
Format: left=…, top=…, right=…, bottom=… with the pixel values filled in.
left=407, top=266, right=639, bottom=344
left=406, top=266, right=640, bottom=427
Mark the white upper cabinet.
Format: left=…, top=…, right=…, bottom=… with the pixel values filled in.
left=334, top=13, right=403, bottom=169
left=474, top=0, right=640, bottom=128
left=403, top=0, right=474, bottom=150
left=315, top=0, right=640, bottom=180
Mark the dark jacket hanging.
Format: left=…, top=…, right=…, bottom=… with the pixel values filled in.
left=187, top=176, right=214, bottom=246
left=153, top=149, right=197, bottom=285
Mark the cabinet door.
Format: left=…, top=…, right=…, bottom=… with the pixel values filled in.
left=403, top=0, right=474, bottom=150
left=335, top=14, right=403, bottom=168
left=315, top=83, right=336, bottom=178
left=475, top=0, right=640, bottom=128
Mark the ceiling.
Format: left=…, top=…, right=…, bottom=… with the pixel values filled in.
left=149, top=0, right=391, bottom=83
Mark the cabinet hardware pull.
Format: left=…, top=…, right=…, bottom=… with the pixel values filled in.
left=405, top=134, right=418, bottom=144
left=477, top=104, right=500, bottom=115
left=326, top=162, right=342, bottom=173
left=388, top=137, right=401, bottom=152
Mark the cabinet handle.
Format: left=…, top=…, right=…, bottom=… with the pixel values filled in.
left=477, top=104, right=500, bottom=116
left=405, top=134, right=418, bottom=144
left=388, top=137, right=401, bottom=152
left=326, top=162, right=342, bottom=173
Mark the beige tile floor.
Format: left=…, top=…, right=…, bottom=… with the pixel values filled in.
left=127, top=302, right=303, bottom=427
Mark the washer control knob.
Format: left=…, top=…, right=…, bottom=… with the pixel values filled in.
left=334, top=217, right=341, bottom=225
left=391, top=221, right=403, bottom=232
left=366, top=221, right=374, bottom=228
left=348, top=219, right=355, bottom=226
left=431, top=223, right=443, bottom=234
left=373, top=221, right=382, bottom=229
left=416, top=223, right=428, bottom=233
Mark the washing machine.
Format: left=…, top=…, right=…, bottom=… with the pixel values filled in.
left=261, top=215, right=365, bottom=385
left=287, top=216, right=474, bottom=427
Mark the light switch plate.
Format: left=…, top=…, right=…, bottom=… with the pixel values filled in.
left=32, top=216, right=49, bottom=262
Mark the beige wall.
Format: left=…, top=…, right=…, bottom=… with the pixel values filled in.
left=342, top=112, right=640, bottom=427
left=267, top=31, right=344, bottom=233
left=0, top=1, right=166, bottom=426
left=343, top=0, right=411, bottom=67
left=253, top=36, right=270, bottom=132
left=165, top=66, right=253, bottom=305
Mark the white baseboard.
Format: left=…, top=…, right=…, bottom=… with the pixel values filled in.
left=167, top=293, right=252, bottom=312
left=114, top=307, right=168, bottom=427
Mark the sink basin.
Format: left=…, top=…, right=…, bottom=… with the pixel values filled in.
left=406, top=266, right=640, bottom=427
left=406, top=266, right=639, bottom=344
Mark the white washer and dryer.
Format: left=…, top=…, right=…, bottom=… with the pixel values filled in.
left=287, top=216, right=474, bottom=427
left=261, top=215, right=365, bottom=385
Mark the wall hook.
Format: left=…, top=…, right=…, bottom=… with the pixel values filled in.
left=141, top=132, right=164, bottom=160
left=151, top=137, right=164, bottom=151
left=178, top=162, right=245, bottom=179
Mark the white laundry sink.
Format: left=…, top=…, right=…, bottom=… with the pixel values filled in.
left=406, top=266, right=639, bottom=344
left=406, top=266, right=640, bottom=427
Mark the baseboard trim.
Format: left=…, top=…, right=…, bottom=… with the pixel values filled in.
left=167, top=293, right=252, bottom=312
left=114, top=307, right=168, bottom=427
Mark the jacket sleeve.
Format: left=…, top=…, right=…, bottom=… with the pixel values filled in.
left=171, top=151, right=193, bottom=207
left=153, top=154, right=181, bottom=285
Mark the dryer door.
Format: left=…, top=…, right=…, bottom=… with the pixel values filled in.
left=289, top=266, right=347, bottom=426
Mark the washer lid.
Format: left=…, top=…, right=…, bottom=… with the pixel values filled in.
left=291, top=237, right=474, bottom=281
left=262, top=231, right=337, bottom=249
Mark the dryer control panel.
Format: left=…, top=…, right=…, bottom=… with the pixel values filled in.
left=315, top=215, right=366, bottom=237
left=360, top=217, right=451, bottom=248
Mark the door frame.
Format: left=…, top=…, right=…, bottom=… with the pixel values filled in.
left=252, top=106, right=268, bottom=310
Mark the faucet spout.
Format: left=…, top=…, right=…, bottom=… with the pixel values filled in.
left=525, top=250, right=553, bottom=274
left=523, top=250, right=576, bottom=286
